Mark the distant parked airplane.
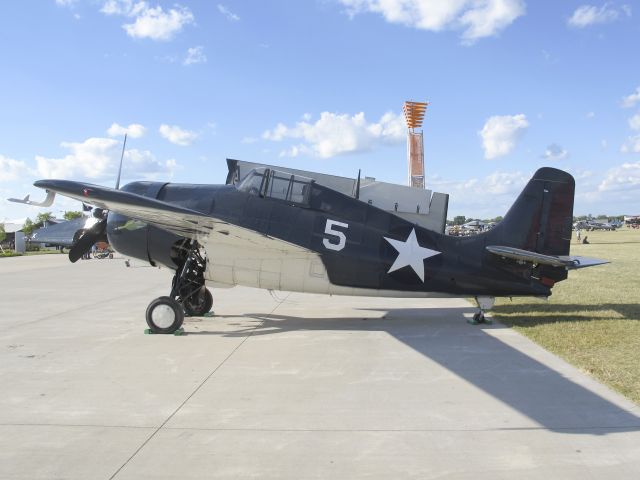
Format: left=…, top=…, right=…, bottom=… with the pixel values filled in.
left=30, top=216, right=100, bottom=249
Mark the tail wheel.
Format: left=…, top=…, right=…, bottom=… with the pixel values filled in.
left=146, top=296, right=184, bottom=334
left=184, top=288, right=213, bottom=316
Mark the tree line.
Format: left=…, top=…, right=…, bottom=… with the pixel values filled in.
left=447, top=214, right=625, bottom=226
left=20, top=211, right=83, bottom=236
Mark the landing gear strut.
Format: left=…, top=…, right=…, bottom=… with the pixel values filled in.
left=468, top=296, right=495, bottom=325
left=145, top=241, right=213, bottom=334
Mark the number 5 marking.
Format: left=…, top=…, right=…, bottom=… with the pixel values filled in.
left=322, top=219, right=349, bottom=251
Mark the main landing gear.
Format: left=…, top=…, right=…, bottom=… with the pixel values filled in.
left=145, top=241, right=213, bottom=334
left=469, top=295, right=495, bottom=325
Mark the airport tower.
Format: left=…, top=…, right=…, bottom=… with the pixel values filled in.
left=403, top=100, right=429, bottom=189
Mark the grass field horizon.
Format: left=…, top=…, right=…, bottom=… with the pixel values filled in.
left=493, top=228, right=640, bottom=404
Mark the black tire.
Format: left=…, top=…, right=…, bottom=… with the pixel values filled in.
left=146, top=296, right=184, bottom=334
left=183, top=288, right=213, bottom=316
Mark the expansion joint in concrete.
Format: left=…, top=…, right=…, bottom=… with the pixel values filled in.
left=107, top=292, right=291, bottom=480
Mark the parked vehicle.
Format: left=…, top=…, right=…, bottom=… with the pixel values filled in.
left=92, top=241, right=113, bottom=259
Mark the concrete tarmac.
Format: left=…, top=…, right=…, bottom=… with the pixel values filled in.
left=1, top=254, right=640, bottom=479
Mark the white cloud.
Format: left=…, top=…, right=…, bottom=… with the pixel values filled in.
left=458, top=0, right=526, bottom=43
left=479, top=114, right=528, bottom=159
left=429, top=170, right=528, bottom=217
left=621, top=134, right=640, bottom=153
left=481, top=171, right=529, bottom=195
left=217, top=4, right=240, bottom=21
left=55, top=0, right=78, bottom=6
left=263, top=123, right=289, bottom=142
left=159, top=124, right=198, bottom=146
left=568, top=3, right=631, bottom=28
left=124, top=149, right=178, bottom=180
left=621, top=86, right=640, bottom=108
left=574, top=169, right=594, bottom=180
left=436, top=168, right=635, bottom=218
left=101, top=1, right=194, bottom=41
left=124, top=6, right=193, bottom=40
left=184, top=46, right=207, bottom=66
left=572, top=162, right=640, bottom=213
left=620, top=96, right=640, bottom=152
left=101, top=0, right=134, bottom=15
left=599, top=161, right=640, bottom=191
left=542, top=143, right=569, bottom=160
left=278, top=145, right=312, bottom=158
left=586, top=111, right=596, bottom=119
left=262, top=111, right=405, bottom=158
left=36, top=137, right=120, bottom=179
left=35, top=137, right=176, bottom=180
left=0, top=156, right=29, bottom=182
left=339, top=0, right=525, bottom=44
left=107, top=122, right=146, bottom=138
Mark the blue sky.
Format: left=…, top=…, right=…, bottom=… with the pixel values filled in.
left=1, top=0, right=639, bottom=221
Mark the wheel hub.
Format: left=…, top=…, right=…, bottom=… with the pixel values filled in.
left=151, top=304, right=175, bottom=329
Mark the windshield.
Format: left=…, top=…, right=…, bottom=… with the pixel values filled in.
left=237, top=168, right=313, bottom=205
left=237, top=167, right=268, bottom=195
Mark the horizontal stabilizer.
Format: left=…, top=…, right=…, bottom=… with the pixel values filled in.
left=8, top=190, right=56, bottom=207
left=487, top=245, right=608, bottom=270
left=559, top=255, right=610, bottom=269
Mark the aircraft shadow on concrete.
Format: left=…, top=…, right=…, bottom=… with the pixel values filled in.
left=185, top=307, right=640, bottom=436
left=492, top=303, right=640, bottom=325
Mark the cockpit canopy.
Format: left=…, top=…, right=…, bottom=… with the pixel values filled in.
left=237, top=168, right=314, bottom=205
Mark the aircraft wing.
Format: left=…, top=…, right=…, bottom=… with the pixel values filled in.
left=486, top=245, right=608, bottom=270
left=30, top=179, right=308, bottom=254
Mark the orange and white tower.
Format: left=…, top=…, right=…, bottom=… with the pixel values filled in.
left=403, top=100, right=429, bottom=189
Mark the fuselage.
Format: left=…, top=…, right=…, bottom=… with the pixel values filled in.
left=107, top=178, right=550, bottom=299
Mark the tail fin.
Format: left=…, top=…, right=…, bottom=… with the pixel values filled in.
left=488, top=167, right=574, bottom=256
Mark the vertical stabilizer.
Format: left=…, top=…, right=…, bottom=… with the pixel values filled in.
left=489, top=168, right=574, bottom=256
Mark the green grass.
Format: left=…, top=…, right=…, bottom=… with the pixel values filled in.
left=24, top=249, right=65, bottom=255
left=493, top=228, right=640, bottom=404
left=0, top=251, right=23, bottom=258
left=0, top=249, right=65, bottom=258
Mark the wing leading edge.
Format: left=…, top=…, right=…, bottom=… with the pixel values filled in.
left=31, top=179, right=311, bottom=255
left=34, top=179, right=218, bottom=237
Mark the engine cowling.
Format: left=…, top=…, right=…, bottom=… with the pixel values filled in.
left=106, top=181, right=186, bottom=270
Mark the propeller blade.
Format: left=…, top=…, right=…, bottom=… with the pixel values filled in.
left=68, top=219, right=107, bottom=263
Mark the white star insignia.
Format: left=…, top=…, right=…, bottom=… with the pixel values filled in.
left=384, top=228, right=441, bottom=282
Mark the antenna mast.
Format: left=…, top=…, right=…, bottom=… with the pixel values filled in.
left=115, top=133, right=127, bottom=190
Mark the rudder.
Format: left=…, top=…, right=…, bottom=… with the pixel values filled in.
left=489, top=167, right=575, bottom=256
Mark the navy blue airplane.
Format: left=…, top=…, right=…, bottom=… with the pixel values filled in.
left=29, top=216, right=97, bottom=249
left=11, top=165, right=606, bottom=333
